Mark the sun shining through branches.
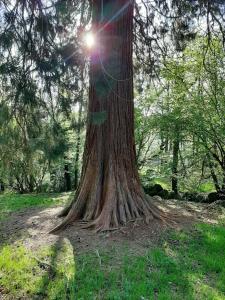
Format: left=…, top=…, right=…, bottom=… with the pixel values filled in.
left=83, top=32, right=95, bottom=49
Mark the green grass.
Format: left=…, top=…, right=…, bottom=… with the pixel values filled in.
left=0, top=192, right=71, bottom=220
left=1, top=224, right=225, bottom=299
left=74, top=224, right=225, bottom=300
left=0, top=193, right=225, bottom=299
left=0, top=239, right=76, bottom=299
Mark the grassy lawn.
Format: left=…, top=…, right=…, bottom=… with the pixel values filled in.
left=0, top=193, right=225, bottom=299
left=74, top=225, right=225, bottom=300
left=0, top=192, right=71, bottom=220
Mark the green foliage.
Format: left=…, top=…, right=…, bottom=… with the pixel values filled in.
left=137, top=36, right=225, bottom=193
left=198, top=182, right=216, bottom=193
left=0, top=0, right=87, bottom=193
left=149, top=177, right=171, bottom=191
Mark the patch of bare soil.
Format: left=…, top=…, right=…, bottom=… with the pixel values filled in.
left=0, top=197, right=224, bottom=255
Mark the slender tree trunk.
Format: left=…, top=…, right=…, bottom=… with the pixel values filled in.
left=64, top=162, right=71, bottom=192
left=208, top=155, right=220, bottom=192
left=222, top=161, right=225, bottom=192
left=74, top=117, right=82, bottom=190
left=164, top=137, right=169, bottom=152
left=172, top=134, right=179, bottom=194
left=74, top=70, right=84, bottom=190
left=28, top=175, right=35, bottom=193
left=51, top=0, right=165, bottom=232
left=0, top=180, right=4, bottom=192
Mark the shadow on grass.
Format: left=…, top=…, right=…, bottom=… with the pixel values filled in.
left=0, top=192, right=74, bottom=221
left=34, top=236, right=76, bottom=300
left=0, top=191, right=225, bottom=299
left=27, top=220, right=222, bottom=300
left=0, top=192, right=74, bottom=247
left=1, top=221, right=224, bottom=299
left=58, top=222, right=225, bottom=300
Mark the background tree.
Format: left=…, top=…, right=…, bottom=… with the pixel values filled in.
left=0, top=0, right=88, bottom=193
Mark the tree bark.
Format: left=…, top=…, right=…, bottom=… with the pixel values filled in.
left=74, top=69, right=84, bottom=190
left=51, top=0, right=165, bottom=232
left=222, top=163, right=225, bottom=192
left=64, top=162, right=71, bottom=192
left=172, top=134, right=179, bottom=194
left=0, top=180, right=4, bottom=192
left=74, top=113, right=82, bottom=190
left=208, top=155, right=220, bottom=192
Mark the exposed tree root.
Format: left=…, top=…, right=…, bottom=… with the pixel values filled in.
left=49, top=172, right=177, bottom=234
left=50, top=199, right=176, bottom=234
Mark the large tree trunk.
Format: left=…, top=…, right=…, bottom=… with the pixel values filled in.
left=51, top=0, right=164, bottom=232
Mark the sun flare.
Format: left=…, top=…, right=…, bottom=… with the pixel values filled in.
left=83, top=32, right=95, bottom=49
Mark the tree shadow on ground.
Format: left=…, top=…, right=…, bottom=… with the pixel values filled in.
left=40, top=221, right=225, bottom=300
left=0, top=192, right=75, bottom=248
left=33, top=236, right=77, bottom=300
left=0, top=197, right=224, bottom=299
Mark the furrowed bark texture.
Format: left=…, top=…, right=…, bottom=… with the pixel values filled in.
left=52, top=0, right=165, bottom=232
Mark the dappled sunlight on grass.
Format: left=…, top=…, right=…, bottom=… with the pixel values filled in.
left=37, top=238, right=76, bottom=299
left=198, top=182, right=216, bottom=193
left=168, top=224, right=225, bottom=299
left=0, top=192, right=72, bottom=220
left=0, top=238, right=76, bottom=299
left=150, top=177, right=171, bottom=190
left=0, top=193, right=225, bottom=299
left=0, top=244, right=43, bottom=295
left=71, top=224, right=225, bottom=299
left=0, top=223, right=225, bottom=299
